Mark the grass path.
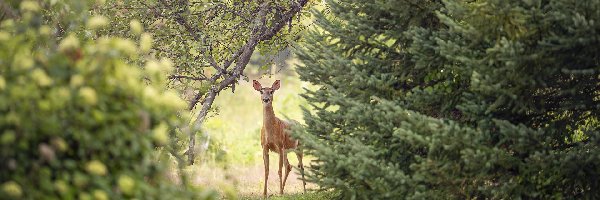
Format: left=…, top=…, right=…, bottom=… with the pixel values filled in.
left=240, top=191, right=336, bottom=200
left=190, top=154, right=318, bottom=198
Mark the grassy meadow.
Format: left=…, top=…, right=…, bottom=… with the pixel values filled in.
left=179, top=57, right=320, bottom=198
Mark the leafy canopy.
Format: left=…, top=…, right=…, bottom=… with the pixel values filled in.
left=95, top=0, right=312, bottom=164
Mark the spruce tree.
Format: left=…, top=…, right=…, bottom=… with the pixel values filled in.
left=296, top=0, right=600, bottom=199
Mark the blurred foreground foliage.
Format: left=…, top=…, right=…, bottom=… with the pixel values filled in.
left=296, top=0, right=600, bottom=199
left=0, top=0, right=215, bottom=199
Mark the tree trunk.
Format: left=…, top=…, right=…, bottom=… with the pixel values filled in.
left=187, top=88, right=217, bottom=165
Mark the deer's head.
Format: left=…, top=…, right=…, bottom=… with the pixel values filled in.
left=253, top=80, right=280, bottom=106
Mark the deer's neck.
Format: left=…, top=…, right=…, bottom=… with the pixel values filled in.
left=263, top=105, right=277, bottom=132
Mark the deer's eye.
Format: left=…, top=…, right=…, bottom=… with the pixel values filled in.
left=270, top=91, right=274, bottom=95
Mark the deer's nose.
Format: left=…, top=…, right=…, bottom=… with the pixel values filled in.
left=262, top=98, right=270, bottom=103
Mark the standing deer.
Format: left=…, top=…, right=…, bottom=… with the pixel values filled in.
left=253, top=80, right=306, bottom=197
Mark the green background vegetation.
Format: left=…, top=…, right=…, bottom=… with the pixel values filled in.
left=1, top=0, right=599, bottom=199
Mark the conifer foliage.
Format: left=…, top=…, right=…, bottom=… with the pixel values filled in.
left=296, top=0, right=600, bottom=199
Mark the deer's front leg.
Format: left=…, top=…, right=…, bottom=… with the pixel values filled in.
left=263, top=147, right=269, bottom=197
left=278, top=147, right=284, bottom=194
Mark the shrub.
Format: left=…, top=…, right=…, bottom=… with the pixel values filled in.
left=0, top=1, right=214, bottom=199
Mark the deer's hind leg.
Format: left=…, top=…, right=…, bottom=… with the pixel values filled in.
left=282, top=151, right=292, bottom=193
left=295, top=150, right=306, bottom=193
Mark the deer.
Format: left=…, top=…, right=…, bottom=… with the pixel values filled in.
left=253, top=80, right=306, bottom=197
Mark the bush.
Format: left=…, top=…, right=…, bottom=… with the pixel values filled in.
left=0, top=1, right=214, bottom=199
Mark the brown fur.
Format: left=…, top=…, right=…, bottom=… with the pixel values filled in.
left=261, top=109, right=298, bottom=152
left=253, top=80, right=306, bottom=197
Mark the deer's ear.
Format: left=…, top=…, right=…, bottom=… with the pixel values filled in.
left=253, top=80, right=262, bottom=91
left=272, top=80, right=281, bottom=90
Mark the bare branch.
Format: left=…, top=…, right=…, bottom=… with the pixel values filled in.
left=158, top=0, right=224, bottom=73
left=188, top=69, right=224, bottom=110
left=168, top=75, right=207, bottom=81
left=0, top=1, right=19, bottom=21
left=259, top=0, right=309, bottom=41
